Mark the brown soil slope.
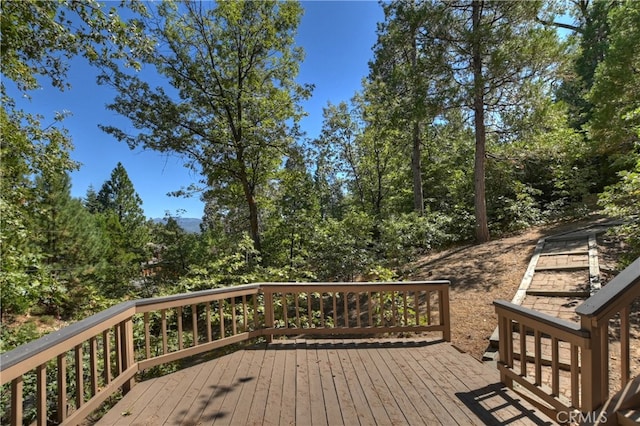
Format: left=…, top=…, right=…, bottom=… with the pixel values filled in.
left=406, top=220, right=614, bottom=361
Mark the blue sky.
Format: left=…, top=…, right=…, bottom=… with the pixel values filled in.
left=10, top=1, right=384, bottom=219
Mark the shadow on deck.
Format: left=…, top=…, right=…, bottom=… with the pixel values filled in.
left=97, top=339, right=553, bottom=425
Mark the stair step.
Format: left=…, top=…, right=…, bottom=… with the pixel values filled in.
left=539, top=250, right=589, bottom=256
left=617, top=409, right=640, bottom=426
left=535, top=265, right=589, bottom=271
left=526, top=289, right=591, bottom=297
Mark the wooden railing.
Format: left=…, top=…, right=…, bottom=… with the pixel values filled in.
left=495, top=257, right=640, bottom=417
left=0, top=280, right=449, bottom=425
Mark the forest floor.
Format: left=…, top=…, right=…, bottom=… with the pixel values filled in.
left=405, top=217, right=629, bottom=361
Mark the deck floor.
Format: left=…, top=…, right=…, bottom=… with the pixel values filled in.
left=97, top=339, right=553, bottom=425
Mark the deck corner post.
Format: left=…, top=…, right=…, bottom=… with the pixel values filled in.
left=579, top=315, right=604, bottom=413
left=120, top=318, right=136, bottom=393
left=440, top=286, right=451, bottom=342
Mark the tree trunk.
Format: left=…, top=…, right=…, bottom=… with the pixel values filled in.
left=246, top=191, right=262, bottom=253
left=412, top=120, right=424, bottom=215
left=472, top=0, right=490, bottom=243
left=238, top=171, right=262, bottom=254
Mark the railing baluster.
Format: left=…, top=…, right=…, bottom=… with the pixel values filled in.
left=11, top=376, right=23, bottom=426
left=391, top=291, right=397, bottom=326
left=343, top=292, right=349, bottom=328
left=192, top=304, right=198, bottom=345
left=416, top=291, right=420, bottom=326
left=295, top=293, right=301, bottom=328
left=103, top=329, right=111, bottom=384
left=368, top=291, right=373, bottom=326
left=90, top=337, right=99, bottom=396
left=379, top=291, right=384, bottom=325
left=282, top=293, right=287, bottom=328
left=333, top=292, right=338, bottom=327
left=37, top=364, right=47, bottom=425
left=115, top=324, right=122, bottom=374
left=403, top=291, right=408, bottom=326
left=620, top=305, right=630, bottom=387
left=144, top=312, right=151, bottom=359
left=206, top=303, right=212, bottom=341
left=571, top=344, right=579, bottom=408
left=75, top=344, right=84, bottom=408
left=161, top=310, right=168, bottom=355
left=253, top=295, right=259, bottom=330
left=320, top=292, right=325, bottom=327
left=427, top=290, right=432, bottom=325
left=534, top=329, right=542, bottom=385
left=219, top=300, right=225, bottom=338
left=177, top=306, right=183, bottom=350
left=356, top=292, right=361, bottom=327
left=519, top=325, right=527, bottom=376
left=600, top=323, right=609, bottom=401
left=307, top=292, right=312, bottom=329
left=57, top=353, right=67, bottom=423
left=232, top=298, right=237, bottom=335
left=551, top=337, right=559, bottom=396
left=243, top=295, right=249, bottom=332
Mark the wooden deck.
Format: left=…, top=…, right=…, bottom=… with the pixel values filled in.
left=97, top=339, right=553, bottom=425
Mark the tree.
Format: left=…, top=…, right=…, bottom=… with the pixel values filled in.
left=100, top=0, right=311, bottom=255
left=0, top=0, right=150, bottom=93
left=32, top=171, right=108, bottom=316
left=97, top=162, right=146, bottom=233
left=93, top=163, right=149, bottom=295
left=0, top=0, right=151, bottom=315
left=370, top=1, right=452, bottom=215
left=549, top=0, right=617, bottom=131
left=588, top=1, right=640, bottom=173
left=262, top=146, right=319, bottom=269
left=397, top=1, right=561, bottom=242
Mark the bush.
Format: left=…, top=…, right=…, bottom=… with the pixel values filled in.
left=379, top=212, right=458, bottom=265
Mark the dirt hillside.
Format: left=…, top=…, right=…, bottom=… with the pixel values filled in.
left=405, top=220, right=617, bottom=360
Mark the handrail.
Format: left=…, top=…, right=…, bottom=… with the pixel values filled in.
left=0, top=302, right=136, bottom=381
left=494, top=300, right=590, bottom=414
left=0, top=280, right=449, bottom=426
left=493, top=301, right=590, bottom=343
left=575, top=256, right=640, bottom=323
left=495, top=256, right=640, bottom=418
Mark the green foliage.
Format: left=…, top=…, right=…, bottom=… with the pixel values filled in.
left=309, top=211, right=376, bottom=281
left=588, top=0, right=640, bottom=185
left=0, top=0, right=151, bottom=92
left=599, top=159, right=640, bottom=264
left=598, top=108, right=640, bottom=265
left=379, top=212, right=457, bottom=266
left=100, top=0, right=311, bottom=253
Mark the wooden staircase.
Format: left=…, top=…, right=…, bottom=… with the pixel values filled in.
left=491, top=219, right=640, bottom=425
left=582, top=375, right=640, bottom=425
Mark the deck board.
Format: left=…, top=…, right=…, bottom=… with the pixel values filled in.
left=97, top=339, right=554, bottom=425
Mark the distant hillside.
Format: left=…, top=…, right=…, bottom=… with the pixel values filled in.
left=152, top=217, right=202, bottom=233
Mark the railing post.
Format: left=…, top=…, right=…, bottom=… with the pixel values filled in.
left=497, top=312, right=513, bottom=388
left=264, top=290, right=273, bottom=344
left=120, top=318, right=136, bottom=393
left=580, top=315, right=604, bottom=412
left=11, top=376, right=23, bottom=426
left=439, top=286, right=451, bottom=342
